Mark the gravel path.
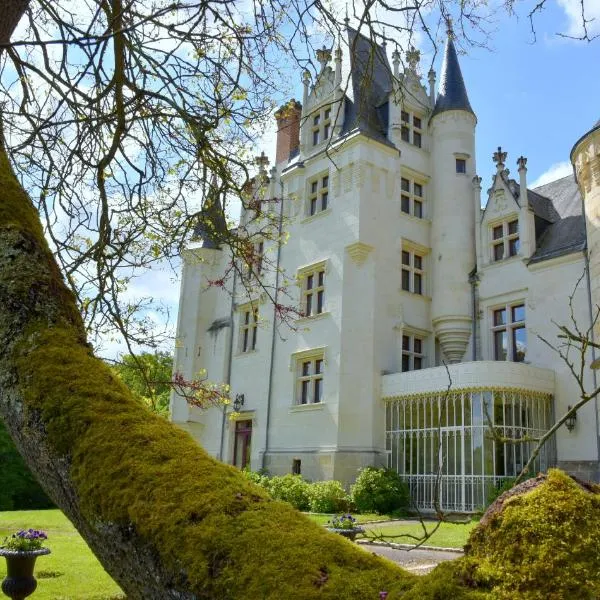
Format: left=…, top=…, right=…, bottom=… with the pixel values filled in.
left=357, top=542, right=462, bottom=575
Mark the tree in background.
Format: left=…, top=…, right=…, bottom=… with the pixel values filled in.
left=112, top=352, right=173, bottom=417
left=0, top=1, right=598, bottom=598
left=0, top=421, right=53, bottom=511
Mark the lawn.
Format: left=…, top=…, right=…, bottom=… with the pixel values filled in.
left=362, top=520, right=477, bottom=549
left=304, top=512, right=391, bottom=526
left=0, top=510, right=124, bottom=600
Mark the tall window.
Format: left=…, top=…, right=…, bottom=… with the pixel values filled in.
left=308, top=175, right=329, bottom=216
left=233, top=420, right=252, bottom=469
left=493, top=303, right=526, bottom=362
left=297, top=355, right=324, bottom=404
left=491, top=219, right=519, bottom=261
left=402, top=334, right=425, bottom=371
left=311, top=107, right=332, bottom=146
left=401, top=177, right=424, bottom=218
left=239, top=306, right=258, bottom=353
left=456, top=158, right=466, bottom=173
left=401, top=249, right=424, bottom=295
left=244, top=240, right=264, bottom=279
left=401, top=110, right=423, bottom=148
left=301, top=266, right=325, bottom=317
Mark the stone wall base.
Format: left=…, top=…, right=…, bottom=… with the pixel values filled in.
left=262, top=450, right=387, bottom=485
left=557, top=460, right=600, bottom=482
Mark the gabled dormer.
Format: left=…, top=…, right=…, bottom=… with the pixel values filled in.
left=389, top=46, right=431, bottom=151
left=479, top=147, right=536, bottom=267
left=299, top=45, right=344, bottom=156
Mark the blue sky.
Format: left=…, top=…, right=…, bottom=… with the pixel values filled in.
left=102, top=0, right=600, bottom=358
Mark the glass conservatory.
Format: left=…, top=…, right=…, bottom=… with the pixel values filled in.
left=385, top=388, right=554, bottom=512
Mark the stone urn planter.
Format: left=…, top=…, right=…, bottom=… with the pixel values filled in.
left=0, top=548, right=51, bottom=600
left=326, top=527, right=365, bottom=542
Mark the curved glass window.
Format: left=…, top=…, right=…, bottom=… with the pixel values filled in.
left=385, top=389, right=554, bottom=512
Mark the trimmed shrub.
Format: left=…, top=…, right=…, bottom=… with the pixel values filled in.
left=351, top=467, right=410, bottom=515
left=241, top=468, right=271, bottom=489
left=267, top=474, right=311, bottom=511
left=307, top=480, right=349, bottom=513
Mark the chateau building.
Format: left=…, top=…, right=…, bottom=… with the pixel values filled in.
left=171, top=25, right=600, bottom=511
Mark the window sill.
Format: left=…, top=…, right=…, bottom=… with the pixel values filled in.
left=400, top=212, right=431, bottom=225
left=301, top=208, right=331, bottom=224
left=235, top=349, right=259, bottom=358
left=398, top=290, right=431, bottom=301
left=483, top=255, right=522, bottom=269
left=296, top=311, right=331, bottom=324
left=289, top=402, right=326, bottom=413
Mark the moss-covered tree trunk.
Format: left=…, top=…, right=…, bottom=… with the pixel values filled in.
left=0, top=144, right=421, bottom=599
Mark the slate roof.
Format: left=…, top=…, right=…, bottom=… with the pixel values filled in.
left=430, top=35, right=474, bottom=120
left=339, top=27, right=393, bottom=144
left=192, top=184, right=228, bottom=249
left=527, top=174, right=586, bottom=264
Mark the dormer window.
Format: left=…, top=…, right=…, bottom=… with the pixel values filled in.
left=311, top=107, right=332, bottom=146
left=491, top=219, right=519, bottom=261
left=401, top=110, right=422, bottom=148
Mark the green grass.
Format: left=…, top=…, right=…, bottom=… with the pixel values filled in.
left=0, top=510, right=124, bottom=600
left=304, top=512, right=391, bottom=526
left=363, top=520, right=477, bottom=549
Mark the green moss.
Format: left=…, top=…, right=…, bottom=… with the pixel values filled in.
left=464, top=469, right=600, bottom=599
left=11, top=323, right=420, bottom=598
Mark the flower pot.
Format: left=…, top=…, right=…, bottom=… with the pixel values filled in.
left=326, top=527, right=364, bottom=542
left=0, top=549, right=51, bottom=600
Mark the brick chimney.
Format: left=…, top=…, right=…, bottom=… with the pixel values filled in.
left=274, top=99, right=302, bottom=165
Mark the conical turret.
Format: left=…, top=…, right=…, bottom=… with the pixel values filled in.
left=429, top=20, right=477, bottom=363
left=431, top=22, right=474, bottom=121
left=193, top=176, right=228, bottom=249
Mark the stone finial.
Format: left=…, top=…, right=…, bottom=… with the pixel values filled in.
left=428, top=68, right=436, bottom=105
left=335, top=41, right=342, bottom=85
left=255, top=151, right=269, bottom=175
left=406, top=46, right=420, bottom=72
left=302, top=70, right=311, bottom=106
left=472, top=175, right=482, bottom=189
left=392, top=46, right=401, bottom=77
left=493, top=146, right=507, bottom=172
left=316, top=46, right=332, bottom=71
left=517, top=155, right=528, bottom=171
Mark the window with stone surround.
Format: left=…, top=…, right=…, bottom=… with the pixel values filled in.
left=402, top=334, right=425, bottom=371
left=296, top=352, right=324, bottom=405
left=299, top=262, right=325, bottom=317
left=401, top=176, right=425, bottom=218
left=492, top=303, right=526, bottom=362
left=491, top=218, right=519, bottom=261
left=238, top=304, right=258, bottom=353
left=401, top=110, right=423, bottom=148
left=401, top=248, right=424, bottom=295
left=311, top=106, right=332, bottom=146
left=308, top=174, right=329, bottom=216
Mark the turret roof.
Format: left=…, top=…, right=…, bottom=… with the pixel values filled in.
left=430, top=33, right=474, bottom=120
left=192, top=182, right=228, bottom=249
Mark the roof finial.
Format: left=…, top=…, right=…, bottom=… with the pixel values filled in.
left=493, top=146, right=507, bottom=173
left=316, top=46, right=332, bottom=72
left=344, top=3, right=349, bottom=26
left=445, top=15, right=454, bottom=39
left=382, top=27, right=387, bottom=48
left=406, top=46, right=420, bottom=72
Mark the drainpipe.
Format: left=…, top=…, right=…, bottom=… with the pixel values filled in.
left=219, top=266, right=237, bottom=461
left=469, top=268, right=478, bottom=361
left=262, top=177, right=285, bottom=470
left=583, top=223, right=600, bottom=468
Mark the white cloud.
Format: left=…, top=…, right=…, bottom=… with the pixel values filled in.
left=530, top=161, right=573, bottom=188
left=556, top=0, right=600, bottom=39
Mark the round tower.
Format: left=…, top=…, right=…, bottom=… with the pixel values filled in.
left=572, top=118, right=600, bottom=338
left=429, top=26, right=476, bottom=363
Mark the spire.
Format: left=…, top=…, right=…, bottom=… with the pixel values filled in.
left=430, top=23, right=474, bottom=120
left=193, top=174, right=228, bottom=249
